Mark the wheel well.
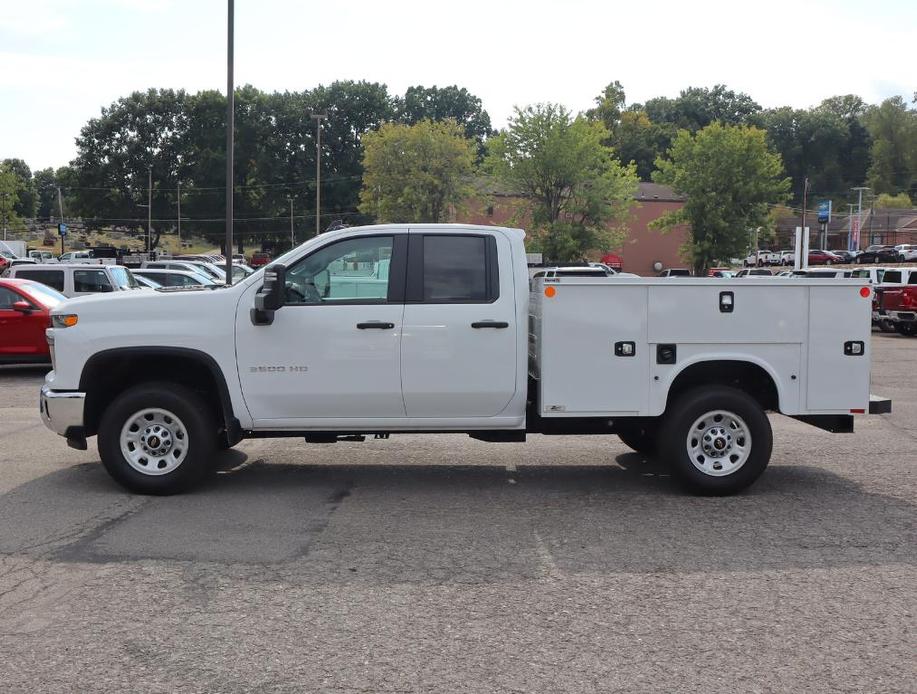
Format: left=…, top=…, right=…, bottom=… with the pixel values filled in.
left=666, top=360, right=779, bottom=412
left=80, top=349, right=236, bottom=440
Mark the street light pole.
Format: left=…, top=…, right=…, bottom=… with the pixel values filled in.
left=288, top=197, right=294, bottom=248
left=57, top=187, right=66, bottom=255
left=852, top=186, right=869, bottom=251
left=311, top=113, right=326, bottom=236
left=225, top=0, right=235, bottom=284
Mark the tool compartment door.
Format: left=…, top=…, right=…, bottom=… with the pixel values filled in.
left=805, top=285, right=871, bottom=411
left=539, top=283, right=648, bottom=415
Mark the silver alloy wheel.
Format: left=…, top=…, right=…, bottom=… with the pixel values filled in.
left=686, top=409, right=752, bottom=477
left=120, top=407, right=189, bottom=476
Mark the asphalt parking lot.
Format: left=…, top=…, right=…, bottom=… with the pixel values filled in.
left=1, top=334, right=914, bottom=693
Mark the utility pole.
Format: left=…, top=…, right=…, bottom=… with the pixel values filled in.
left=176, top=180, right=181, bottom=250
left=847, top=204, right=855, bottom=251
left=311, top=113, right=326, bottom=236
left=225, top=0, right=235, bottom=284
left=57, top=186, right=65, bottom=255
left=147, top=167, right=152, bottom=256
left=288, top=197, right=294, bottom=248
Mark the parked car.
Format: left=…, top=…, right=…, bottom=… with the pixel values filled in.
left=707, top=268, right=734, bottom=277
left=735, top=268, right=773, bottom=277
left=829, top=250, right=859, bottom=264
left=790, top=269, right=853, bottom=278
left=6, top=264, right=141, bottom=297
left=132, top=269, right=218, bottom=288
left=599, top=253, right=623, bottom=270
left=133, top=275, right=163, bottom=289
left=894, top=244, right=917, bottom=262
left=231, top=254, right=247, bottom=265
left=57, top=251, right=94, bottom=263
left=0, top=278, right=68, bottom=364
left=657, top=268, right=692, bottom=277
left=28, top=250, right=58, bottom=263
left=141, top=261, right=216, bottom=283
left=249, top=251, right=272, bottom=267
left=807, top=249, right=843, bottom=266
left=857, top=245, right=900, bottom=264
left=850, top=268, right=889, bottom=284
left=744, top=250, right=780, bottom=267
left=779, top=250, right=796, bottom=266
left=1, top=257, right=37, bottom=274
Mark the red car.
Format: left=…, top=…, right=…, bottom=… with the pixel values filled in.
left=807, top=249, right=843, bottom=266
left=0, top=278, right=67, bottom=364
left=249, top=251, right=272, bottom=267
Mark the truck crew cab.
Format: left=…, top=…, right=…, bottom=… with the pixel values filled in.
left=40, top=224, right=890, bottom=495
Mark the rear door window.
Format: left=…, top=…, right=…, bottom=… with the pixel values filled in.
left=15, top=269, right=65, bottom=291
left=73, top=269, right=113, bottom=293
left=418, top=235, right=497, bottom=303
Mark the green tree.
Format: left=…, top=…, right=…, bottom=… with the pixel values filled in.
left=33, top=167, right=59, bottom=219
left=395, top=85, right=493, bottom=151
left=863, top=96, right=917, bottom=196
left=652, top=123, right=790, bottom=275
left=0, top=163, right=26, bottom=234
left=760, top=107, right=848, bottom=202
left=643, top=85, right=761, bottom=132
left=1, top=158, right=36, bottom=218
left=587, top=82, right=673, bottom=180
left=359, top=119, right=476, bottom=223
left=485, top=104, right=638, bottom=261
left=875, top=192, right=913, bottom=208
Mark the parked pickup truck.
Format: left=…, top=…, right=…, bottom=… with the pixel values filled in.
left=40, top=224, right=891, bottom=496
left=880, top=286, right=917, bottom=336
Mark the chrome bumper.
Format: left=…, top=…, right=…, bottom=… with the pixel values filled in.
left=40, top=385, right=86, bottom=438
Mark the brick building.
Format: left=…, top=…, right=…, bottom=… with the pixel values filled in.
left=455, top=182, right=690, bottom=276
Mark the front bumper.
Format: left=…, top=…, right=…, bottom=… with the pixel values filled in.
left=40, top=385, right=86, bottom=439
left=888, top=311, right=916, bottom=323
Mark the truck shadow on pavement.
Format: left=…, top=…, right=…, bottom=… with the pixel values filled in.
left=0, top=453, right=913, bottom=581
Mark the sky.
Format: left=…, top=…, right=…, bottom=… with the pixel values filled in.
left=1, top=0, right=914, bottom=171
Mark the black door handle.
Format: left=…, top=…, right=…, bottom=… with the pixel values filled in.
left=471, top=321, right=509, bottom=329
left=356, top=322, right=395, bottom=330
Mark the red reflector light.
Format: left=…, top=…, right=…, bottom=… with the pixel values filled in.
left=850, top=408, right=865, bottom=414
left=859, top=287, right=870, bottom=298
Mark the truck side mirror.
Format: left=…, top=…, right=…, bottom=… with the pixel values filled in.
left=252, top=263, right=286, bottom=325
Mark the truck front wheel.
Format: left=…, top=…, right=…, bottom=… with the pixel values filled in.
left=98, top=382, right=217, bottom=495
left=659, top=386, right=772, bottom=495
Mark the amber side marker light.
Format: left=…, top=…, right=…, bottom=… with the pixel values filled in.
left=544, top=286, right=556, bottom=298
left=51, top=314, right=78, bottom=328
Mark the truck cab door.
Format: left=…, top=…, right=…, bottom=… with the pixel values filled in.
left=235, top=233, right=408, bottom=425
left=400, top=231, right=518, bottom=418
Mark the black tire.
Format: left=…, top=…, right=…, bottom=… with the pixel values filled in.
left=659, top=386, right=772, bottom=495
left=894, top=322, right=917, bottom=336
left=98, top=382, right=217, bottom=495
left=616, top=422, right=658, bottom=455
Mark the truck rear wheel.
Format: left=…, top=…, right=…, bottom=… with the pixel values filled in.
left=616, top=423, right=658, bottom=455
left=660, top=386, right=772, bottom=495
left=98, top=382, right=217, bottom=495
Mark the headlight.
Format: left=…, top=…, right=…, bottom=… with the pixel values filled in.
left=51, top=314, right=79, bottom=328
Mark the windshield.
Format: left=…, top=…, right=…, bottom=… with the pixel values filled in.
left=110, top=267, right=139, bottom=289
left=21, top=283, right=67, bottom=307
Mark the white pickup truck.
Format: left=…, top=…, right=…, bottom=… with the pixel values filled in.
left=40, top=224, right=890, bottom=496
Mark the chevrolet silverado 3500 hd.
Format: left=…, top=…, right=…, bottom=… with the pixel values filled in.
left=40, top=224, right=891, bottom=495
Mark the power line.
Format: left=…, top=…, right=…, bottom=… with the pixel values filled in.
left=59, top=174, right=363, bottom=194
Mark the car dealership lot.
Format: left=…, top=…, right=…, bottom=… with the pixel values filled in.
left=1, top=334, right=915, bottom=692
